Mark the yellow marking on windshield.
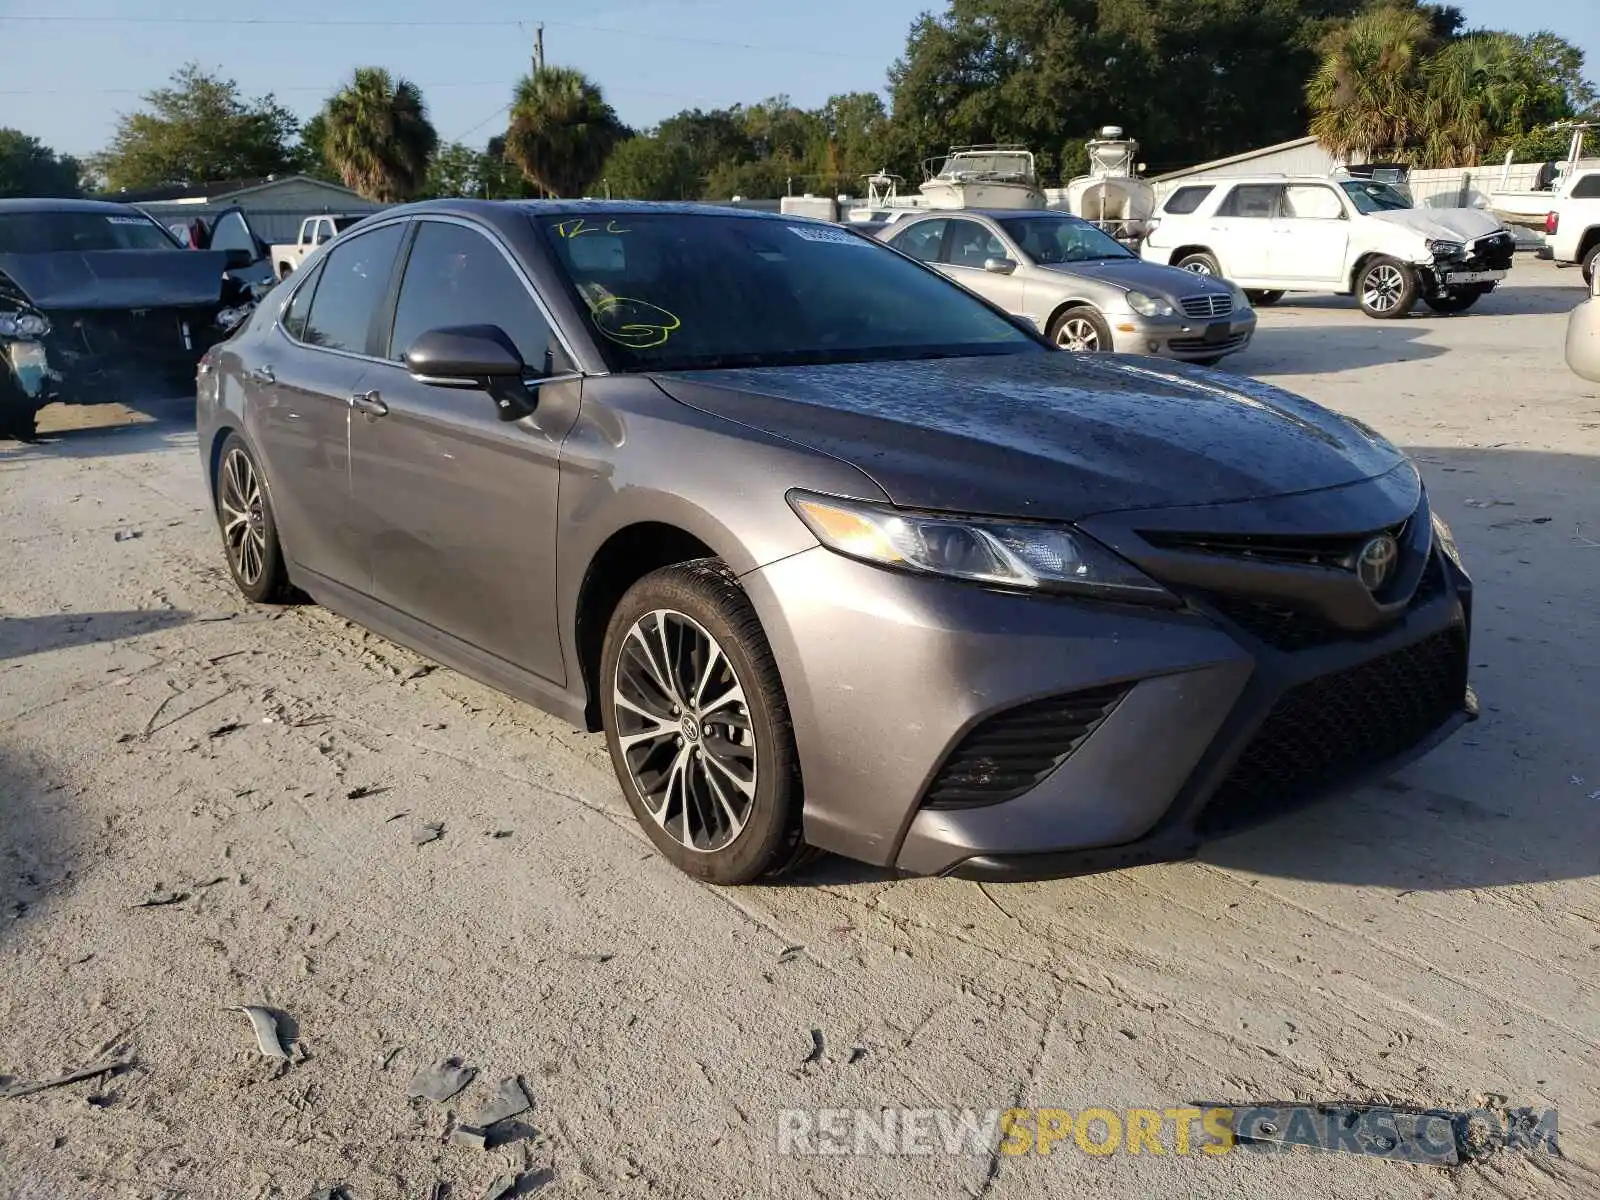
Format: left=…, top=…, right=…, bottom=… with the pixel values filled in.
left=553, top=218, right=631, bottom=238
left=589, top=295, right=680, bottom=349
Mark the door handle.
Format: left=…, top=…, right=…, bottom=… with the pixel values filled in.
left=349, top=389, right=388, bottom=417
left=248, top=364, right=275, bottom=385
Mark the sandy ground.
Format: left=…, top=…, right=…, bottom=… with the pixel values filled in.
left=1, top=258, right=1597, bottom=1200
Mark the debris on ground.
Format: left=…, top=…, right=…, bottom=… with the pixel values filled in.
left=487, top=829, right=513, bottom=839
left=345, top=784, right=388, bottom=799
left=402, top=665, right=436, bottom=682
left=234, top=1006, right=290, bottom=1061
left=803, top=1029, right=825, bottom=1065
left=306, top=1188, right=350, bottom=1200
left=0, top=1059, right=133, bottom=1101
left=207, top=721, right=244, bottom=739
left=451, top=1123, right=489, bottom=1150
left=1463, top=498, right=1515, bottom=508
left=1204, top=1102, right=1461, bottom=1164
left=480, top=1174, right=520, bottom=1200
left=408, top=1058, right=476, bottom=1103
left=113, top=529, right=142, bottom=542
left=131, top=887, right=190, bottom=910
left=777, top=945, right=805, bottom=963
left=847, top=1046, right=868, bottom=1065
left=414, top=822, right=445, bottom=847
left=468, top=1076, right=533, bottom=1128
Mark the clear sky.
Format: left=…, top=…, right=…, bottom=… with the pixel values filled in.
left=1, top=0, right=1596, bottom=162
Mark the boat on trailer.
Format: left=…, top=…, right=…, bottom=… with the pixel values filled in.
left=917, top=146, right=1046, bottom=210
left=1061, top=126, right=1156, bottom=242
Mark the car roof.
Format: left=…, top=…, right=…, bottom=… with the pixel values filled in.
left=1175, top=176, right=1351, bottom=187
left=892, top=208, right=1089, bottom=223
left=378, top=198, right=811, bottom=236
left=0, top=197, right=155, bottom=216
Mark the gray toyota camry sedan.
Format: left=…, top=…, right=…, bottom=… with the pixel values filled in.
left=198, top=200, right=1475, bottom=884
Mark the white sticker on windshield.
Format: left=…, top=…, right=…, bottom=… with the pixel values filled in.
left=787, top=225, right=871, bottom=247
left=106, top=216, right=150, bottom=225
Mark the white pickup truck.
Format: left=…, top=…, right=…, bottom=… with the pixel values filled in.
left=1543, top=169, right=1600, bottom=286
left=270, top=214, right=368, bottom=280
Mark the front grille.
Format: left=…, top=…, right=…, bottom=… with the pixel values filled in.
left=1141, top=525, right=1403, bottom=569
left=1199, top=627, right=1467, bottom=833
left=922, top=684, right=1129, bottom=809
left=1465, top=232, right=1515, bottom=271
left=1181, top=294, right=1233, bottom=319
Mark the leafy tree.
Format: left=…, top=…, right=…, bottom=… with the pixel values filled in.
left=704, top=157, right=793, bottom=200
left=480, top=136, right=540, bottom=200
left=654, top=108, right=753, bottom=179
left=290, top=112, right=338, bottom=182
left=93, top=63, right=298, bottom=191
left=505, top=66, right=627, bottom=197
left=426, top=141, right=486, bottom=198
left=1420, top=32, right=1574, bottom=166
left=323, top=67, right=438, bottom=202
left=1307, top=5, right=1434, bottom=162
left=0, top=130, right=81, bottom=198
left=600, top=135, right=699, bottom=199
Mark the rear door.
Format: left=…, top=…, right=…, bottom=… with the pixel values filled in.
left=1273, top=184, right=1350, bottom=284
left=248, top=221, right=406, bottom=591
left=347, top=217, right=580, bottom=682
left=1206, top=183, right=1283, bottom=281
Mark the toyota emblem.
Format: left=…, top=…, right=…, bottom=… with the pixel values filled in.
left=1356, top=534, right=1399, bottom=593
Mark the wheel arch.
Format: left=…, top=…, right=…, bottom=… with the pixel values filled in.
left=1168, top=244, right=1216, bottom=269
left=1577, top=226, right=1600, bottom=262
left=1043, top=297, right=1106, bottom=336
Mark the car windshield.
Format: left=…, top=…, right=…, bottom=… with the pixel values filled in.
left=0, top=210, right=178, bottom=254
left=535, top=211, right=1040, bottom=372
left=1339, top=181, right=1413, bottom=214
left=999, top=215, right=1136, bottom=265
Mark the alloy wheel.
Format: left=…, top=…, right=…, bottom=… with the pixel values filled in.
left=1183, top=261, right=1213, bottom=275
left=1363, top=264, right=1406, bottom=312
left=1056, top=318, right=1101, bottom=351
left=219, top=447, right=268, bottom=587
left=612, top=608, right=757, bottom=852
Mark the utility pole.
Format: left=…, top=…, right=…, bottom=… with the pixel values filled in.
left=534, top=23, right=545, bottom=74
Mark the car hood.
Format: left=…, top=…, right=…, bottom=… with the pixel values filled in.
left=0, top=249, right=229, bottom=310
left=1369, top=207, right=1505, bottom=242
left=655, top=352, right=1407, bottom=520
left=1039, top=257, right=1233, bottom=303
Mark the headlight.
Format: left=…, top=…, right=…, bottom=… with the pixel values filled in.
left=215, top=305, right=252, bottom=332
left=1125, top=290, right=1175, bottom=318
left=1431, top=510, right=1463, bottom=569
left=0, top=311, right=49, bottom=339
left=788, top=491, right=1174, bottom=602
left=1427, top=239, right=1465, bottom=258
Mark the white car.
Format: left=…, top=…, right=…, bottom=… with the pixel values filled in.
left=1142, top=175, right=1515, bottom=318
left=1568, top=267, right=1600, bottom=381
left=270, top=214, right=368, bottom=280
left=1542, top=169, right=1600, bottom=286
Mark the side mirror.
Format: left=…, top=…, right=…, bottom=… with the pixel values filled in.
left=984, top=256, right=1018, bottom=275
left=222, top=247, right=257, bottom=271
left=405, top=325, right=535, bottom=420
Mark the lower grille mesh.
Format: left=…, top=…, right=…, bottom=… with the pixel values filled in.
left=922, top=684, right=1129, bottom=809
left=1200, top=627, right=1467, bottom=833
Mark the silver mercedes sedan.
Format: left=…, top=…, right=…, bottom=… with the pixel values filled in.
left=878, top=210, right=1257, bottom=365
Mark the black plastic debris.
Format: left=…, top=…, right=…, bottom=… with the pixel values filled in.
left=1205, top=1102, right=1460, bottom=1164
left=345, top=784, right=388, bottom=800
left=131, top=887, right=190, bottom=909
left=113, top=530, right=142, bottom=543
left=408, top=1058, right=476, bottom=1103
left=803, top=1029, right=824, bottom=1065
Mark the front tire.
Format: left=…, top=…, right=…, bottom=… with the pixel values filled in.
left=215, top=433, right=291, bottom=603
left=1177, top=251, right=1222, bottom=277
left=1357, top=256, right=1417, bottom=319
left=1424, top=287, right=1486, bottom=314
left=1049, top=305, right=1113, bottom=352
left=600, top=560, right=805, bottom=885
left=1246, top=289, right=1285, bottom=306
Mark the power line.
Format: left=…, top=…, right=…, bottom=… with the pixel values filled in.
left=0, top=13, right=885, bottom=60
left=0, top=81, right=510, bottom=97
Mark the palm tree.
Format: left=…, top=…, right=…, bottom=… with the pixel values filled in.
left=504, top=66, right=626, bottom=198
left=1307, top=7, right=1433, bottom=163
left=323, top=68, right=438, bottom=202
left=1421, top=34, right=1548, bottom=168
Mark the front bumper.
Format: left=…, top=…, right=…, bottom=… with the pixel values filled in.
left=1109, top=309, right=1257, bottom=360
left=741, top=476, right=1473, bottom=878
left=3, top=306, right=224, bottom=411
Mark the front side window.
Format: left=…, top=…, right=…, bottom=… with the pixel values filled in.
left=943, top=220, right=1009, bottom=269
left=1283, top=185, right=1346, bottom=220
left=0, top=209, right=179, bottom=254
left=1162, top=185, right=1213, bottom=215
left=281, top=260, right=325, bottom=342
left=536, top=212, right=1038, bottom=373
left=300, top=223, right=404, bottom=353
left=1217, top=184, right=1285, bottom=219
left=999, top=215, right=1136, bottom=265
left=388, top=220, right=557, bottom=372
left=1339, top=181, right=1414, bottom=213
left=887, top=219, right=948, bottom=263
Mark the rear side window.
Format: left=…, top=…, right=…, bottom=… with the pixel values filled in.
left=1573, top=173, right=1600, bottom=199
left=300, top=223, right=405, bottom=354
left=888, top=219, right=948, bottom=262
left=387, top=220, right=558, bottom=372
left=1217, top=184, right=1285, bottom=218
left=1162, top=185, right=1213, bottom=215
left=281, top=260, right=324, bottom=342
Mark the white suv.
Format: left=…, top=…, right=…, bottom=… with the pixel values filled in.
left=1142, top=175, right=1515, bottom=318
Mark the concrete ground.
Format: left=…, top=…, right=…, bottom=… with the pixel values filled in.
left=0, top=258, right=1596, bottom=1199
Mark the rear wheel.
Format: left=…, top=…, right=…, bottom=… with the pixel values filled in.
left=1177, top=251, right=1222, bottom=277
left=1049, top=305, right=1112, bottom=352
left=215, top=433, right=291, bottom=603
left=1357, top=256, right=1417, bottom=319
left=1246, top=289, right=1284, bottom=306
left=599, top=560, right=806, bottom=885
left=1424, top=287, right=1487, bottom=314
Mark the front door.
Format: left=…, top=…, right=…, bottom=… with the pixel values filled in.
left=1273, top=184, right=1351, bottom=284
left=348, top=218, right=578, bottom=683
left=937, top=218, right=1029, bottom=312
